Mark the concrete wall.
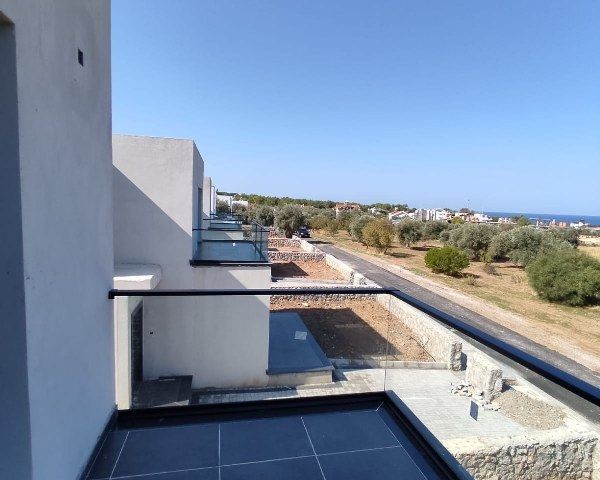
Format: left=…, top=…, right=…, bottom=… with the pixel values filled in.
left=113, top=135, right=271, bottom=389
left=0, top=3, right=114, bottom=479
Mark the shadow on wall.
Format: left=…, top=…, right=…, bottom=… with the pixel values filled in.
left=113, top=166, right=270, bottom=388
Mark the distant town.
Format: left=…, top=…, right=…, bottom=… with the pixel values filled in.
left=217, top=192, right=597, bottom=230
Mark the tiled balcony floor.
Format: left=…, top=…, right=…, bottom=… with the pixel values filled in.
left=87, top=401, right=450, bottom=480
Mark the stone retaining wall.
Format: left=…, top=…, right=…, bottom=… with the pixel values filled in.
left=268, top=251, right=325, bottom=262
left=269, top=238, right=301, bottom=248
left=270, top=288, right=377, bottom=303
left=447, top=431, right=599, bottom=479
left=466, top=351, right=503, bottom=400
left=377, top=294, right=463, bottom=370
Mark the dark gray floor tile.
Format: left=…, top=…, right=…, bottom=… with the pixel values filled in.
left=377, top=407, right=445, bottom=480
left=117, top=468, right=219, bottom=479
left=112, top=424, right=219, bottom=477
left=88, top=430, right=128, bottom=479
left=319, top=447, right=427, bottom=480
left=220, top=417, right=313, bottom=465
left=222, top=457, right=323, bottom=480
left=302, top=410, right=398, bottom=454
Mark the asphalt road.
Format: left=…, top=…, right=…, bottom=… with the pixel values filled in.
left=312, top=240, right=600, bottom=424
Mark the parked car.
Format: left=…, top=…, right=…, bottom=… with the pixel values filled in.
left=295, top=226, right=311, bottom=238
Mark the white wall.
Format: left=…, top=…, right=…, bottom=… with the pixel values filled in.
left=0, top=2, right=114, bottom=479
left=113, top=135, right=271, bottom=389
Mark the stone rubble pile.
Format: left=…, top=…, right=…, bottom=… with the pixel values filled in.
left=450, top=381, right=500, bottom=411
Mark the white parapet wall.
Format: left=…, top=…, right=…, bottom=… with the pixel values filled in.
left=377, top=294, right=463, bottom=370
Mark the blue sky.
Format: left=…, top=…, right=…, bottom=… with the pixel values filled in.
left=112, top=1, right=600, bottom=215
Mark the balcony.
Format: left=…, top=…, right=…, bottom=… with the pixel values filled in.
left=100, top=288, right=600, bottom=480
left=191, top=221, right=269, bottom=266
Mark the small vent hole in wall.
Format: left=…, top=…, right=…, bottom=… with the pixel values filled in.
left=77, top=49, right=84, bottom=66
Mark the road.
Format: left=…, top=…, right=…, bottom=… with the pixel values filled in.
left=313, top=241, right=600, bottom=424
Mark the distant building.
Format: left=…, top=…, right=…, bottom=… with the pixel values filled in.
left=388, top=210, right=416, bottom=223
left=471, top=213, right=493, bottom=223
left=335, top=202, right=361, bottom=217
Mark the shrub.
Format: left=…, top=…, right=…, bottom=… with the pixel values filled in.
left=274, top=205, right=306, bottom=238
left=424, top=246, right=470, bottom=276
left=526, top=250, right=600, bottom=306
left=349, top=215, right=375, bottom=243
left=363, top=219, right=394, bottom=253
left=253, top=205, right=275, bottom=226
left=446, top=223, right=499, bottom=261
left=422, top=221, right=451, bottom=241
left=396, top=219, right=423, bottom=247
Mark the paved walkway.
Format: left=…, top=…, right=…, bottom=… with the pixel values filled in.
left=312, top=241, right=600, bottom=425
left=192, top=368, right=590, bottom=444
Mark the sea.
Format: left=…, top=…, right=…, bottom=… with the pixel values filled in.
left=485, top=211, right=600, bottom=227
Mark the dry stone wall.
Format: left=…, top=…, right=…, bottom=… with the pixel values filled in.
left=448, top=431, right=599, bottom=480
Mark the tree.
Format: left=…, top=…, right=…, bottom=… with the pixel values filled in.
left=514, top=216, right=531, bottom=227
left=446, top=223, right=499, bottom=261
left=325, top=218, right=341, bottom=235
left=425, top=247, right=470, bottom=276
left=216, top=199, right=230, bottom=214
left=307, top=214, right=330, bottom=230
left=363, top=219, right=394, bottom=253
left=487, top=227, right=573, bottom=266
left=253, top=205, right=275, bottom=226
left=526, top=249, right=600, bottom=306
left=349, top=215, right=375, bottom=243
left=422, top=221, right=451, bottom=241
left=396, top=219, right=423, bottom=247
left=337, top=210, right=359, bottom=234
left=451, top=216, right=465, bottom=224
left=275, top=205, right=306, bottom=238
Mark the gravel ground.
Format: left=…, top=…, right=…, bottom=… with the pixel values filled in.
left=493, top=387, right=566, bottom=430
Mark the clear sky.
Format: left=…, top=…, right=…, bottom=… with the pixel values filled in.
left=112, top=1, right=600, bottom=215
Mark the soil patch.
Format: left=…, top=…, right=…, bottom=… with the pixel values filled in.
left=271, top=298, right=433, bottom=361
left=493, top=387, right=565, bottom=430
left=271, top=261, right=345, bottom=280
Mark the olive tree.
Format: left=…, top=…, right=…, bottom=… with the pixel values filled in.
left=253, top=205, right=275, bottom=226
left=349, top=215, right=375, bottom=243
left=446, top=223, right=499, bottom=261
left=275, top=205, right=306, bottom=238
left=527, top=249, right=600, bottom=306
left=363, top=219, right=394, bottom=253
left=396, top=219, right=423, bottom=247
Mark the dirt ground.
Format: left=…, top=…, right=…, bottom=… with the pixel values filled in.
left=313, top=231, right=600, bottom=373
left=271, top=261, right=345, bottom=281
left=271, top=298, right=434, bottom=361
left=493, top=387, right=565, bottom=430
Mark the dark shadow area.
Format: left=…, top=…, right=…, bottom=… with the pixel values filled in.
left=272, top=306, right=431, bottom=362
left=275, top=307, right=388, bottom=357
left=411, top=245, right=436, bottom=252
left=271, top=262, right=309, bottom=278
left=389, top=251, right=414, bottom=259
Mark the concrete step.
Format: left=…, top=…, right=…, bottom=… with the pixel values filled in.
left=132, top=375, right=193, bottom=409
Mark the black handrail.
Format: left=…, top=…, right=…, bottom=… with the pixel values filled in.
left=106, top=286, right=600, bottom=406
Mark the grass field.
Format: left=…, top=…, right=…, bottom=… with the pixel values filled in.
left=313, top=230, right=600, bottom=371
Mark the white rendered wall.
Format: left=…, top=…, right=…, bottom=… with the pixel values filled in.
left=113, top=135, right=271, bottom=389
left=0, top=2, right=114, bottom=479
